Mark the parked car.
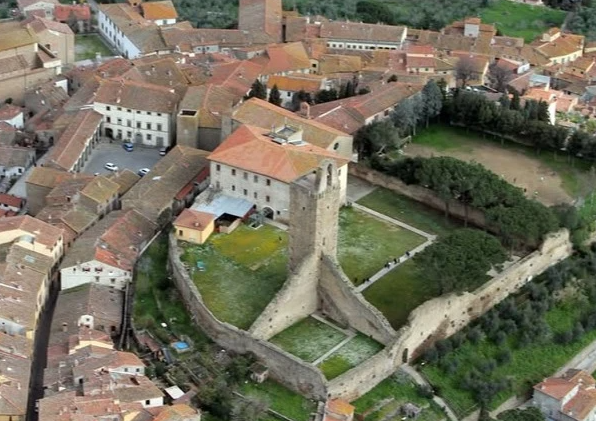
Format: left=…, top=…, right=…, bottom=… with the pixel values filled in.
left=137, top=168, right=150, bottom=176
left=159, top=147, right=167, bottom=156
left=123, top=142, right=134, bottom=152
left=104, top=163, right=118, bottom=171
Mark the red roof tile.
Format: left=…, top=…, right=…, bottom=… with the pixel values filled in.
left=54, top=4, right=90, bottom=21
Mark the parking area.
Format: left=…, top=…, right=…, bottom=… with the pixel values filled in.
left=81, top=141, right=162, bottom=176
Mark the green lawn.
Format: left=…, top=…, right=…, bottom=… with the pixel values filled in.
left=134, top=235, right=210, bottom=347
left=338, top=207, right=426, bottom=284
left=357, top=188, right=461, bottom=237
left=240, top=380, right=317, bottom=421
left=480, top=0, right=566, bottom=42
left=352, top=373, right=446, bottom=421
left=413, top=125, right=590, bottom=198
left=181, top=224, right=289, bottom=330
left=318, top=334, right=384, bottom=379
left=75, top=34, right=113, bottom=61
left=363, top=260, right=439, bottom=330
left=421, top=298, right=596, bottom=417
left=269, top=317, right=347, bottom=362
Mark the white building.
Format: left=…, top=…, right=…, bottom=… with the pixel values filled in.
left=93, top=79, right=178, bottom=147
left=208, top=124, right=349, bottom=222
left=140, top=0, right=177, bottom=26
left=17, top=0, right=59, bottom=18
left=320, top=20, right=407, bottom=51
left=61, top=258, right=132, bottom=291
left=0, top=146, right=35, bottom=179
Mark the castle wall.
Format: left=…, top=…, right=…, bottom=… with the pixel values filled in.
left=318, top=256, right=395, bottom=345
left=249, top=253, right=320, bottom=340
left=326, top=229, right=573, bottom=400
left=168, top=234, right=328, bottom=399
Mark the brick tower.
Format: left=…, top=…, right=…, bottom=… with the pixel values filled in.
left=238, top=0, right=283, bottom=43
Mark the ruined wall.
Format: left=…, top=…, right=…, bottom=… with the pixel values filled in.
left=168, top=234, right=328, bottom=399
left=249, top=253, right=320, bottom=340
left=349, top=164, right=488, bottom=229
left=326, top=229, right=573, bottom=400
left=318, top=256, right=395, bottom=346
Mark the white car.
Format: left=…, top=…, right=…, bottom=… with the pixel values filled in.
left=137, top=168, right=150, bottom=176
left=104, top=163, right=118, bottom=171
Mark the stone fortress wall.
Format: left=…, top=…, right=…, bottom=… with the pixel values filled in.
left=168, top=161, right=574, bottom=402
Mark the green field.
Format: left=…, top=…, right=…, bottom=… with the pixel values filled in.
left=240, top=380, right=317, bottom=421
left=338, top=207, right=426, bottom=284
left=480, top=0, right=566, bottom=42
left=353, top=373, right=446, bottom=421
left=421, top=298, right=596, bottom=417
left=412, top=125, right=590, bottom=198
left=318, top=334, right=384, bottom=379
left=134, top=236, right=210, bottom=347
left=181, top=224, right=289, bottom=330
left=363, top=260, right=439, bottom=329
left=357, top=188, right=461, bottom=237
left=75, top=34, right=113, bottom=61
left=269, top=316, right=347, bottom=362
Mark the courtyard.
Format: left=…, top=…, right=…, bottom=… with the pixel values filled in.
left=405, top=125, right=591, bottom=206
left=75, top=34, right=114, bottom=61
left=81, top=141, right=163, bottom=176
left=239, top=380, right=317, bottom=421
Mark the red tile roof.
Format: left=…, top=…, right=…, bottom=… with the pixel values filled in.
left=174, top=208, right=215, bottom=230
left=0, top=193, right=24, bottom=208
left=54, top=4, right=91, bottom=21
left=141, top=0, right=177, bottom=20
left=0, top=104, right=23, bottom=121
left=209, top=124, right=348, bottom=183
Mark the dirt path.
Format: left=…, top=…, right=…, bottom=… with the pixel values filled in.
left=404, top=142, right=573, bottom=206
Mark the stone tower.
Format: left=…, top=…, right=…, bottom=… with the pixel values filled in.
left=238, top=0, right=283, bottom=43
left=288, top=160, right=340, bottom=272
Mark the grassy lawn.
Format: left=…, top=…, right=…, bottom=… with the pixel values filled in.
left=134, top=235, right=210, bottom=347
left=353, top=373, right=446, bottom=421
left=181, top=224, right=288, bottom=330
left=269, top=317, right=347, bottom=362
left=318, top=334, right=384, bottom=380
left=338, top=207, right=426, bottom=284
left=357, top=188, right=461, bottom=237
left=421, top=298, right=596, bottom=417
left=75, top=34, right=113, bottom=61
left=240, top=380, right=317, bottom=421
left=363, top=260, right=439, bottom=330
left=480, top=0, right=566, bottom=42
left=413, top=125, right=590, bottom=198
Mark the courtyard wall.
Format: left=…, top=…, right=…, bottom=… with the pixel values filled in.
left=168, top=234, right=328, bottom=399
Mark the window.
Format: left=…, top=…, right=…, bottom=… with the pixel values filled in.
left=136, top=110, right=140, bottom=114
left=95, top=276, right=99, bottom=282
left=136, top=368, right=140, bottom=372
left=231, top=169, right=236, bottom=176
left=147, top=111, right=152, bottom=115
left=146, top=123, right=152, bottom=130
left=106, top=106, right=111, bottom=111
left=266, top=179, right=271, bottom=186
left=338, top=169, right=341, bottom=176
left=253, top=192, right=258, bottom=199
left=136, top=122, right=141, bottom=129
left=145, top=400, right=150, bottom=405
left=157, top=113, right=162, bottom=116
left=178, top=229, right=183, bottom=236
left=216, top=164, right=221, bottom=171
left=146, top=134, right=152, bottom=141
left=232, top=185, right=236, bottom=191
left=243, top=172, right=248, bottom=180
left=127, top=109, right=131, bottom=113
left=106, top=116, right=111, bottom=123
left=253, top=175, right=258, bottom=183
left=117, top=118, right=122, bottom=125
left=127, top=120, right=131, bottom=127
left=110, top=278, right=116, bottom=284
left=266, top=195, right=270, bottom=202
left=124, top=368, right=128, bottom=372
left=157, top=123, right=162, bottom=131
left=287, top=92, right=291, bottom=97
left=243, top=189, right=247, bottom=196
left=127, top=131, right=131, bottom=137
left=117, top=107, right=122, bottom=111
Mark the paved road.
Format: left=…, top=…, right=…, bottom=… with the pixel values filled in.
left=400, top=364, right=460, bottom=421
left=81, top=142, right=162, bottom=176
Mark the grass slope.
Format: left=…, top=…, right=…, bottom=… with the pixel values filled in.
left=318, top=334, right=384, bottom=379
left=240, top=380, right=317, bottom=421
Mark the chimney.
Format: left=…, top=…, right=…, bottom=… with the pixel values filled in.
left=62, top=322, right=68, bottom=332
left=299, top=101, right=311, bottom=119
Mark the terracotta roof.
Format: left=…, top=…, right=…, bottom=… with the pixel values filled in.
left=407, top=56, right=436, bottom=69
left=209, top=124, right=348, bottom=183
left=233, top=98, right=351, bottom=151
left=250, top=42, right=311, bottom=75
left=54, top=4, right=91, bottom=21
left=319, top=53, right=362, bottom=74
left=26, top=16, right=73, bottom=35
left=95, top=78, right=178, bottom=114
left=17, top=0, right=58, bottom=10
left=0, top=146, right=33, bottom=168
left=80, top=176, right=119, bottom=205
left=0, top=331, right=32, bottom=357
left=0, top=55, right=29, bottom=75
left=320, top=20, right=406, bottom=43
left=0, top=215, right=63, bottom=247
left=207, top=60, right=266, bottom=98
left=178, top=84, right=238, bottom=128
left=0, top=194, right=24, bottom=208
left=326, top=398, right=355, bottom=416
left=0, top=104, right=23, bottom=121
left=105, top=169, right=141, bottom=196
left=141, top=0, right=178, bottom=20
left=533, top=33, right=584, bottom=61
left=0, top=349, right=31, bottom=417
left=407, top=44, right=435, bottom=55
left=522, top=87, right=556, bottom=103
left=153, top=404, right=200, bottom=421
left=267, top=74, right=324, bottom=92
left=46, top=109, right=103, bottom=172
left=126, top=57, right=190, bottom=98
left=0, top=24, right=37, bottom=51
left=174, top=208, right=215, bottom=230
left=0, top=121, right=16, bottom=133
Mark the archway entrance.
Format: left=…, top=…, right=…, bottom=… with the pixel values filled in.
left=262, top=207, right=274, bottom=220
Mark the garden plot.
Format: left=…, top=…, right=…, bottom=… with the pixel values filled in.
left=318, top=334, right=384, bottom=379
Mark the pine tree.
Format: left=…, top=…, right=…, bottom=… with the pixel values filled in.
left=244, top=79, right=267, bottom=100
left=511, top=91, right=521, bottom=111
left=268, top=84, right=282, bottom=107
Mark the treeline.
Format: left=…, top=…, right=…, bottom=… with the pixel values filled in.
left=375, top=156, right=559, bottom=246
left=421, top=248, right=596, bottom=411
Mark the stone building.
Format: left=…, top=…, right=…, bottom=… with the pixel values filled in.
left=533, top=370, right=596, bottom=421
left=239, top=0, right=282, bottom=43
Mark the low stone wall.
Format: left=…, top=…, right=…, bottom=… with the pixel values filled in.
left=348, top=164, right=488, bottom=229
left=168, top=234, right=328, bottom=399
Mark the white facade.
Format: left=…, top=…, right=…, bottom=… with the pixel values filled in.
left=93, top=102, right=173, bottom=147
left=149, top=17, right=176, bottom=26
left=60, top=259, right=131, bottom=291
left=0, top=164, right=29, bottom=179
left=97, top=9, right=142, bottom=59
left=22, top=1, right=56, bottom=18
left=0, top=112, right=24, bottom=129
left=109, top=364, right=146, bottom=376
left=0, top=202, right=22, bottom=213
left=140, top=396, right=164, bottom=409
left=210, top=161, right=348, bottom=221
